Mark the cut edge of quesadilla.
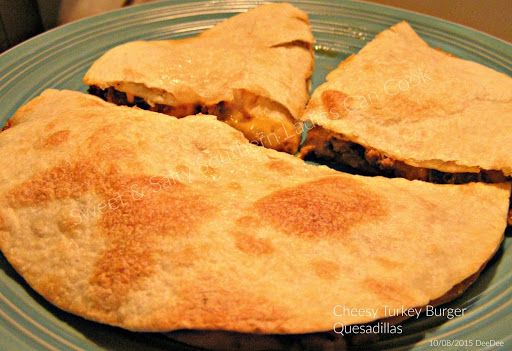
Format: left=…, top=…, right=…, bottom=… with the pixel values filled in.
left=87, top=84, right=306, bottom=154
left=300, top=125, right=511, bottom=184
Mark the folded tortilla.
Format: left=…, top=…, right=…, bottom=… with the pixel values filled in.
left=84, top=3, right=314, bottom=154
left=301, top=21, right=512, bottom=183
left=0, top=90, right=509, bottom=334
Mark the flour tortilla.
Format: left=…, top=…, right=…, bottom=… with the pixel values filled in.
left=302, top=21, right=512, bottom=176
left=84, top=3, right=314, bottom=153
left=0, top=89, right=509, bottom=333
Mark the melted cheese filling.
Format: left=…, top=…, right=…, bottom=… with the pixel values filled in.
left=92, top=85, right=300, bottom=154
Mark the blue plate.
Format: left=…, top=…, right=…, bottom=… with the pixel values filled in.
left=0, top=1, right=510, bottom=350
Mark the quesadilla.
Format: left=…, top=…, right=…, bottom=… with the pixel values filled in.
left=0, top=90, right=509, bottom=338
left=84, top=3, right=314, bottom=154
left=300, top=21, right=512, bottom=225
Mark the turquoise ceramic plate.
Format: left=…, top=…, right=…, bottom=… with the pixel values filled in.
left=0, top=1, right=510, bottom=350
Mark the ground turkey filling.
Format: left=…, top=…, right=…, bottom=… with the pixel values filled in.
left=301, top=126, right=512, bottom=225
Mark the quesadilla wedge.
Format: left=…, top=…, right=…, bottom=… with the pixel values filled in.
left=0, top=90, right=509, bottom=337
left=300, top=21, right=512, bottom=224
left=84, top=3, right=314, bottom=154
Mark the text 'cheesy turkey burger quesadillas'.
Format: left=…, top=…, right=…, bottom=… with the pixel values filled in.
left=84, top=3, right=314, bottom=154
left=0, top=91, right=509, bottom=345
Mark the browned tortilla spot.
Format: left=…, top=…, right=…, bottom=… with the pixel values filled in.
left=265, top=160, right=293, bottom=174
left=321, top=90, right=349, bottom=120
left=7, top=162, right=98, bottom=207
left=57, top=212, right=83, bottom=236
left=93, top=176, right=212, bottom=312
left=201, top=165, right=217, bottom=178
left=374, top=256, right=401, bottom=269
left=311, top=259, right=340, bottom=280
left=30, top=219, right=52, bottom=237
left=7, top=161, right=213, bottom=313
left=86, top=124, right=137, bottom=160
left=41, top=130, right=70, bottom=148
left=90, top=236, right=157, bottom=312
left=170, top=245, right=204, bottom=268
left=38, top=274, right=67, bottom=304
left=176, top=164, right=190, bottom=174
left=45, top=121, right=56, bottom=131
left=235, top=215, right=261, bottom=228
left=254, top=177, right=385, bottom=240
left=364, top=278, right=414, bottom=304
left=228, top=182, right=242, bottom=190
left=233, top=232, right=274, bottom=256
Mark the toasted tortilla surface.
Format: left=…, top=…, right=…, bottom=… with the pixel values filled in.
left=0, top=90, right=509, bottom=334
